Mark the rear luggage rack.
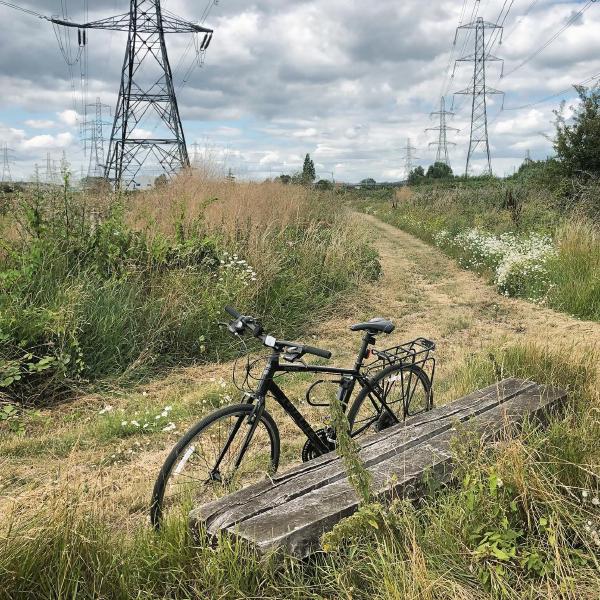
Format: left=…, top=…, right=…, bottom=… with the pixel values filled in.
left=366, top=337, right=436, bottom=382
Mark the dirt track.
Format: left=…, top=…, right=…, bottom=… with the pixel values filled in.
left=2, top=213, right=599, bottom=525
left=315, top=213, right=600, bottom=377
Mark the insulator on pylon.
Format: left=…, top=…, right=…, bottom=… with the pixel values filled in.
left=205, top=33, right=213, bottom=50
left=78, top=30, right=81, bottom=45
left=200, top=33, right=208, bottom=50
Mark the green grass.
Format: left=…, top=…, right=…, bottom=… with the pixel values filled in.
left=0, top=180, right=379, bottom=403
left=354, top=186, right=600, bottom=321
left=2, top=341, right=598, bottom=599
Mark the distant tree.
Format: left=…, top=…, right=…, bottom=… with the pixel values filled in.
left=554, top=85, right=600, bottom=179
left=315, top=179, right=333, bottom=190
left=407, top=166, right=425, bottom=185
left=302, top=153, right=316, bottom=184
left=154, top=174, right=168, bottom=188
left=277, top=174, right=291, bottom=185
left=360, top=178, right=376, bottom=186
left=425, top=162, right=453, bottom=179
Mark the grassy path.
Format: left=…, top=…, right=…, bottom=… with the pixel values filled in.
left=2, top=212, right=599, bottom=529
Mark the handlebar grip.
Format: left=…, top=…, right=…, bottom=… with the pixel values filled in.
left=225, top=306, right=241, bottom=319
left=303, top=345, right=332, bottom=360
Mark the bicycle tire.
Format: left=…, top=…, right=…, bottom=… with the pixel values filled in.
left=347, top=363, right=432, bottom=437
left=150, top=403, right=280, bottom=529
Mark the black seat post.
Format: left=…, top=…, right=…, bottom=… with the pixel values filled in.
left=354, top=332, right=375, bottom=370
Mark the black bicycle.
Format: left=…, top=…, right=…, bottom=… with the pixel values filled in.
left=150, top=306, right=435, bottom=528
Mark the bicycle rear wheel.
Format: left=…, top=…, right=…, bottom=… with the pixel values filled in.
left=150, top=403, right=280, bottom=529
left=347, top=363, right=432, bottom=437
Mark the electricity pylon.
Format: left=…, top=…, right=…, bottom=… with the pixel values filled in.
left=453, top=17, right=504, bottom=176
left=44, top=153, right=58, bottom=184
left=51, top=2, right=214, bottom=189
left=83, top=97, right=112, bottom=178
left=401, top=138, right=419, bottom=180
left=426, top=97, right=459, bottom=167
left=1, top=143, right=14, bottom=183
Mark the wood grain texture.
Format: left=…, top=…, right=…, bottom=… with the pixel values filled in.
left=190, top=378, right=567, bottom=557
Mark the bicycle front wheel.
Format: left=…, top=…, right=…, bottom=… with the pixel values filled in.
left=150, top=403, right=280, bottom=529
left=348, top=363, right=432, bottom=438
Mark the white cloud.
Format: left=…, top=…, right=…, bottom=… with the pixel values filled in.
left=25, top=119, right=55, bottom=129
left=57, top=110, right=80, bottom=127
left=21, top=132, right=73, bottom=150
left=0, top=0, right=597, bottom=180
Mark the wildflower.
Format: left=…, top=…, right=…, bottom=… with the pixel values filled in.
left=142, top=391, right=148, bottom=397
left=583, top=490, right=589, bottom=499
left=121, top=421, right=128, bottom=426
left=99, top=405, right=114, bottom=415
left=131, top=420, right=140, bottom=427
left=592, top=497, right=599, bottom=506
left=162, top=422, right=176, bottom=432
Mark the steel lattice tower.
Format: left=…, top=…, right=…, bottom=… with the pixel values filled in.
left=83, top=97, right=112, bottom=178
left=453, top=17, right=504, bottom=176
left=1, top=143, right=14, bottom=183
left=426, top=97, right=459, bottom=167
left=51, top=2, right=213, bottom=189
left=401, top=138, right=419, bottom=180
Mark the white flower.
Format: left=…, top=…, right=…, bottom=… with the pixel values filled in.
left=583, top=490, right=589, bottom=499
left=121, top=421, right=128, bottom=426
left=592, top=497, right=599, bottom=506
left=162, top=422, right=176, bottom=432
left=131, top=420, right=140, bottom=427
left=99, top=405, right=114, bottom=415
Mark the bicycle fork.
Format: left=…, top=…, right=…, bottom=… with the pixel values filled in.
left=208, top=399, right=266, bottom=481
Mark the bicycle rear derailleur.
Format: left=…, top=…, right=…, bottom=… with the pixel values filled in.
left=301, top=427, right=337, bottom=462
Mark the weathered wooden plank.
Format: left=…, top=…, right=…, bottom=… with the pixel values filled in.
left=228, top=383, right=566, bottom=557
left=189, top=380, right=567, bottom=558
left=194, top=378, right=533, bottom=531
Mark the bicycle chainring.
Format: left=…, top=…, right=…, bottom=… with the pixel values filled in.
left=301, top=428, right=336, bottom=462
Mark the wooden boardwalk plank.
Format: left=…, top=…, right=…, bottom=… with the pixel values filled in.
left=194, top=378, right=533, bottom=531
left=190, top=379, right=567, bottom=557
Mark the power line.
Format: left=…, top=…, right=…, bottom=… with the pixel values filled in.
left=503, top=70, right=600, bottom=111
left=484, top=0, right=516, bottom=56
left=437, top=0, right=470, bottom=103
left=50, top=1, right=215, bottom=189
left=0, top=1, right=45, bottom=19
left=502, top=0, right=541, bottom=42
left=451, top=0, right=482, bottom=113
left=503, top=1, right=597, bottom=79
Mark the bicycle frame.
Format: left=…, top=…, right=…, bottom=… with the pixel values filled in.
left=247, top=332, right=377, bottom=456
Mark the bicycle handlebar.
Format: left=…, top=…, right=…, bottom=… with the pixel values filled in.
left=224, top=305, right=241, bottom=319
left=303, top=345, right=332, bottom=360
left=224, top=306, right=331, bottom=360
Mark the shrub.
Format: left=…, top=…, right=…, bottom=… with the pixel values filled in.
left=0, top=177, right=380, bottom=403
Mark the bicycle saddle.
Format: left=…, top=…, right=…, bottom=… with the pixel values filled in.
left=350, top=318, right=395, bottom=335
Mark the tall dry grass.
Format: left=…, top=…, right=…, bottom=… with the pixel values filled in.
left=0, top=176, right=379, bottom=402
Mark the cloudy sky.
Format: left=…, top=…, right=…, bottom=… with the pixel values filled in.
left=0, top=0, right=598, bottom=182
